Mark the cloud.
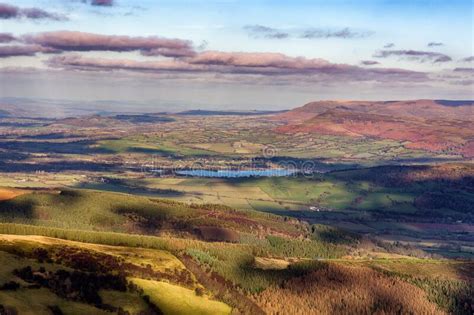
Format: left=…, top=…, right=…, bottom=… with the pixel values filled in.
left=139, top=47, right=196, bottom=57
left=301, top=27, right=373, bottom=39
left=0, top=45, right=58, bottom=58
left=47, top=54, right=200, bottom=72
left=69, top=0, right=115, bottom=7
left=461, top=56, right=474, bottom=62
left=374, top=50, right=452, bottom=63
left=23, top=31, right=195, bottom=57
left=244, top=25, right=372, bottom=40
left=188, top=51, right=331, bottom=70
left=0, top=32, right=15, bottom=43
left=384, top=43, right=395, bottom=48
left=453, top=67, right=474, bottom=73
left=197, top=40, right=208, bottom=51
left=449, top=79, right=474, bottom=86
left=0, top=3, right=67, bottom=20
left=0, top=3, right=17, bottom=19
left=46, top=51, right=427, bottom=84
left=91, top=0, right=114, bottom=6
left=243, top=25, right=289, bottom=39
left=427, top=42, right=443, bottom=47
left=361, top=60, right=380, bottom=66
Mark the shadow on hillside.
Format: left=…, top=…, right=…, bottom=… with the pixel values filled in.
left=126, top=147, right=177, bottom=156
left=0, top=151, right=30, bottom=161
left=76, top=177, right=186, bottom=198
left=0, top=197, right=36, bottom=221
left=236, top=259, right=329, bottom=288
left=112, top=203, right=197, bottom=236
left=0, top=160, right=122, bottom=173
left=0, top=122, right=46, bottom=127
left=0, top=140, right=114, bottom=155
left=17, top=132, right=82, bottom=140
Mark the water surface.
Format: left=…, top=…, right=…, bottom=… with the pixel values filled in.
left=176, top=169, right=297, bottom=178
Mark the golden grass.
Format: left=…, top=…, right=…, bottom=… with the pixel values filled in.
left=253, top=257, right=290, bottom=270
left=130, top=278, right=232, bottom=315
left=0, top=234, right=187, bottom=274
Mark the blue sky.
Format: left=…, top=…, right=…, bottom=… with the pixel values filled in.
left=0, top=0, right=472, bottom=111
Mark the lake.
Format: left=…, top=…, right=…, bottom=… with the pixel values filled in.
left=175, top=169, right=297, bottom=178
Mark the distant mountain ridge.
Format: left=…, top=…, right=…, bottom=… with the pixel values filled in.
left=277, top=99, right=474, bottom=122
left=275, top=99, right=474, bottom=158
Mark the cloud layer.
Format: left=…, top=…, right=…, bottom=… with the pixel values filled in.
left=461, top=56, right=474, bottom=62
left=22, top=31, right=196, bottom=57
left=301, top=27, right=373, bottom=39
left=0, top=32, right=15, bottom=43
left=0, top=29, right=464, bottom=90
left=0, top=3, right=66, bottom=20
left=244, top=25, right=373, bottom=40
left=374, top=50, right=452, bottom=63
left=0, top=45, right=57, bottom=57
left=46, top=51, right=427, bottom=84
left=243, top=25, right=289, bottom=39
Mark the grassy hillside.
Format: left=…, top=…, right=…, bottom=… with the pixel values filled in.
left=131, top=278, right=231, bottom=315
left=0, top=234, right=230, bottom=315
left=0, top=232, right=471, bottom=314
left=0, top=188, right=306, bottom=240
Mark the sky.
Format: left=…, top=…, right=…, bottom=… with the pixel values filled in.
left=0, top=0, right=473, bottom=112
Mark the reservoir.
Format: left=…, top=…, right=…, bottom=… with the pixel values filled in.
left=175, top=169, right=297, bottom=178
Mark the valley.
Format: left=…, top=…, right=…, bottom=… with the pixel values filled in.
left=0, top=99, right=473, bottom=314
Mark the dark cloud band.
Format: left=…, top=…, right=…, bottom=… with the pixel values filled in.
left=91, top=0, right=114, bottom=6
left=0, top=45, right=58, bottom=57
left=361, top=60, right=380, bottom=66
left=0, top=3, right=67, bottom=20
left=22, top=31, right=195, bottom=57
